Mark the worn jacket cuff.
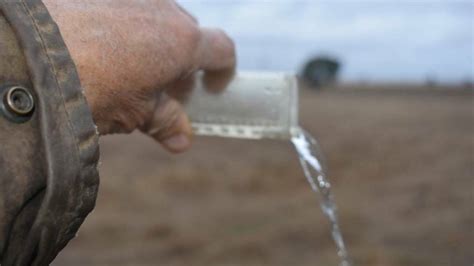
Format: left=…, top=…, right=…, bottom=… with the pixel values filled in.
left=0, top=1, right=100, bottom=265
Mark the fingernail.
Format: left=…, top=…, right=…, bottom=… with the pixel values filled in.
left=162, top=133, right=191, bottom=153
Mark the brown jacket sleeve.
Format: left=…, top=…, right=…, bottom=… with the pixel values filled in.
left=0, top=1, right=100, bottom=265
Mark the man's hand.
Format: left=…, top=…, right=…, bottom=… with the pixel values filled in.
left=43, top=0, right=236, bottom=153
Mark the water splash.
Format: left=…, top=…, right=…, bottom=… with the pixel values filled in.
left=291, top=128, right=352, bottom=266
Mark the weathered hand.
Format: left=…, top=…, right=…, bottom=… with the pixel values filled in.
left=43, top=0, right=236, bottom=152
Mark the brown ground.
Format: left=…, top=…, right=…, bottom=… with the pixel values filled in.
left=54, top=85, right=473, bottom=266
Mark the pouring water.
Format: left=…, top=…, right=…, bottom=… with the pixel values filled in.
left=292, top=128, right=351, bottom=266
left=184, top=72, right=351, bottom=265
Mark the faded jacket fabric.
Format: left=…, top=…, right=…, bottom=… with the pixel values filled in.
left=0, top=1, right=100, bottom=265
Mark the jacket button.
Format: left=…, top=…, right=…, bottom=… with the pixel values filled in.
left=1, top=85, right=35, bottom=123
left=4, top=86, right=35, bottom=116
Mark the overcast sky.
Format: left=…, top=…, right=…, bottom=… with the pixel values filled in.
left=179, top=0, right=473, bottom=83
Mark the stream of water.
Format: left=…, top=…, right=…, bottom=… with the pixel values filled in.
left=291, top=128, right=352, bottom=266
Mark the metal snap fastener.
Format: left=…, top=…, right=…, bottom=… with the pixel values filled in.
left=0, top=85, right=35, bottom=123
left=4, top=86, right=35, bottom=116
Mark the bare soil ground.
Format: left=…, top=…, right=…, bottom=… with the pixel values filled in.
left=54, top=86, right=473, bottom=266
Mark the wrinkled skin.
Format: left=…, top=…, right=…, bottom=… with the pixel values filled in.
left=43, top=0, right=236, bottom=153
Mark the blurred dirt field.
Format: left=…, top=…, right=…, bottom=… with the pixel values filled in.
left=54, top=85, right=473, bottom=266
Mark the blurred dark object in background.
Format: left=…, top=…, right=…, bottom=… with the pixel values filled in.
left=425, top=75, right=438, bottom=88
left=462, top=79, right=473, bottom=90
left=300, top=55, right=341, bottom=89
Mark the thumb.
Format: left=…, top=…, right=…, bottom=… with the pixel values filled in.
left=140, top=93, right=193, bottom=153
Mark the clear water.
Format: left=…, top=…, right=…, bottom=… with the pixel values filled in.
left=291, top=128, right=352, bottom=266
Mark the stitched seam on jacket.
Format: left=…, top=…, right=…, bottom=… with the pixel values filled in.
left=19, top=0, right=85, bottom=165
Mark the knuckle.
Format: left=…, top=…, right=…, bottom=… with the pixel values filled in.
left=178, top=20, right=201, bottom=50
left=216, top=29, right=235, bottom=54
left=171, top=19, right=201, bottom=72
